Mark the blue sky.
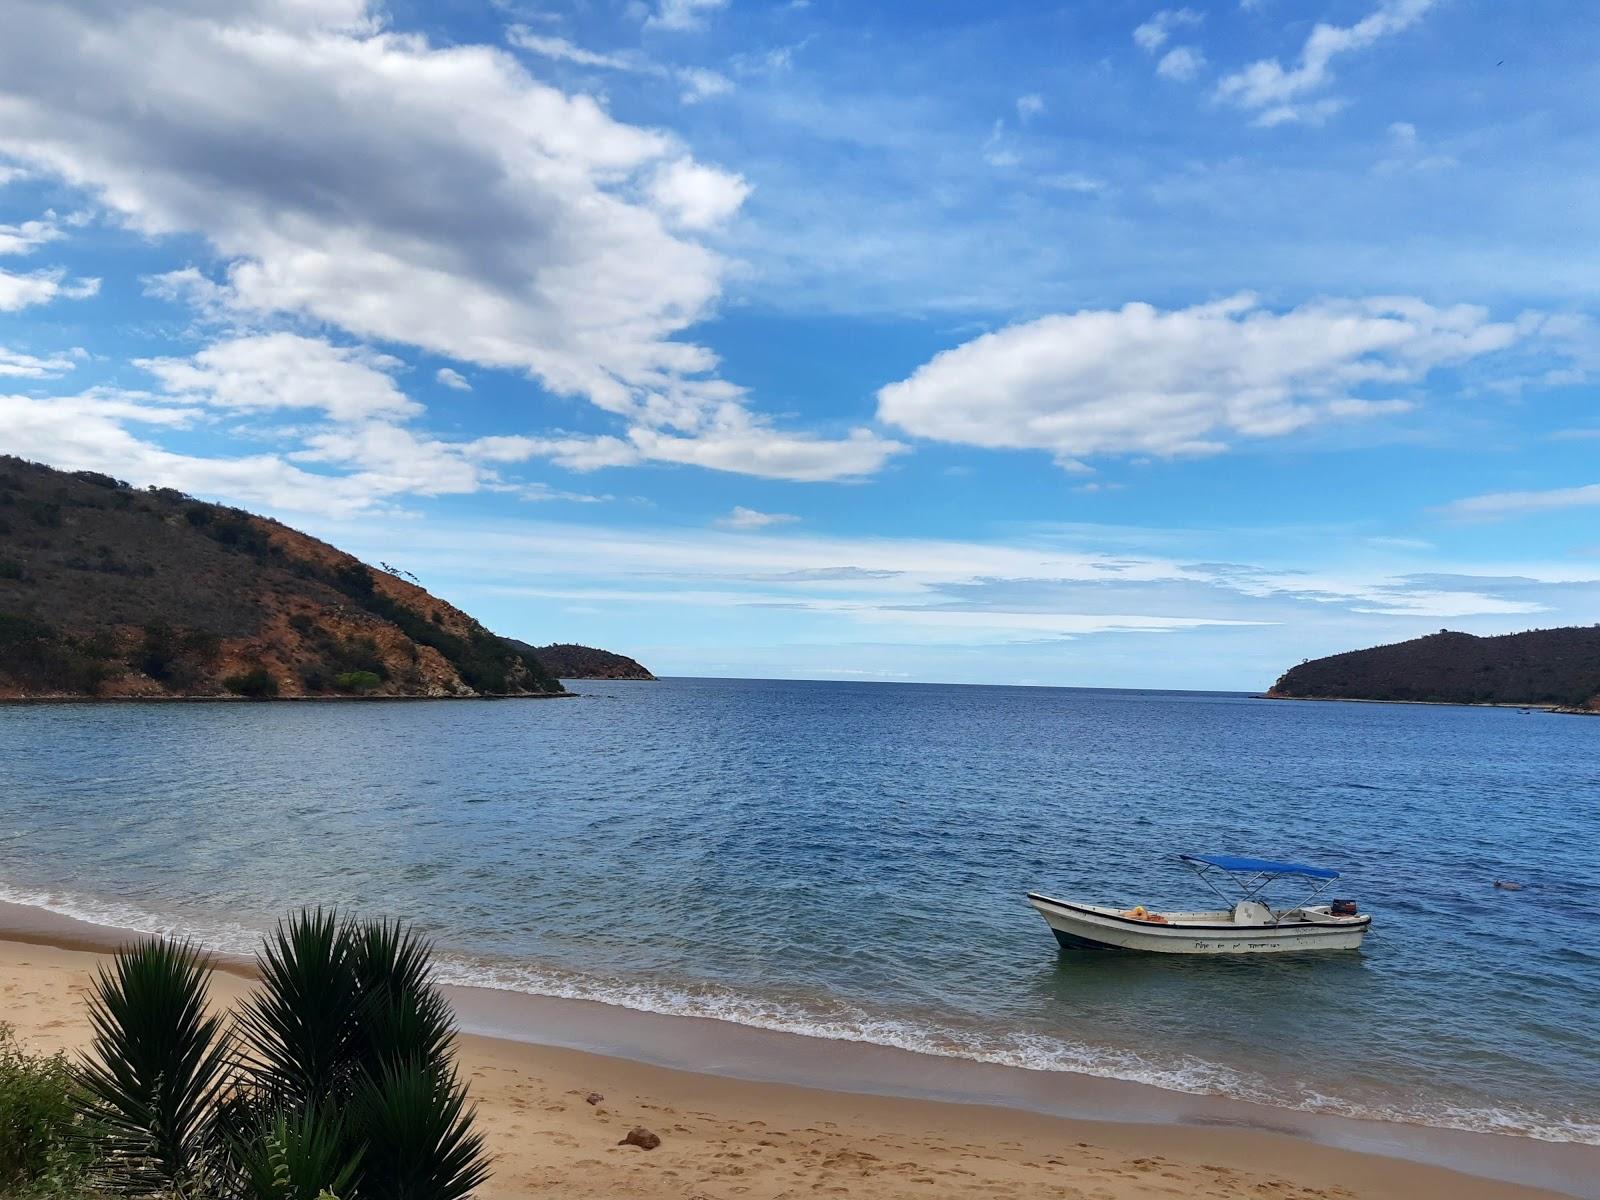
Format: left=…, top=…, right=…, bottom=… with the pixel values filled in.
left=2, top=0, right=1598, bottom=688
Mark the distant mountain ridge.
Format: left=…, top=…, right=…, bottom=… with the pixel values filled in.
left=1268, top=626, right=1600, bottom=711
left=0, top=456, right=566, bottom=700
left=514, top=642, right=655, bottom=680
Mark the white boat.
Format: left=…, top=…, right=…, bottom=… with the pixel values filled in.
left=1028, top=854, right=1370, bottom=955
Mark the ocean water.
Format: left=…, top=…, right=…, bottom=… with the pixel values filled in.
left=2, top=679, right=1597, bottom=1144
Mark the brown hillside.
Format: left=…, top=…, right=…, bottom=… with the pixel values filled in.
left=0, top=456, right=564, bottom=700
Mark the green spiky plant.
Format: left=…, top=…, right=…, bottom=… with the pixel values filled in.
left=75, top=910, right=489, bottom=1200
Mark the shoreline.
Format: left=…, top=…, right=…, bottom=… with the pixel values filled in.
left=1, top=898, right=1593, bottom=1199
left=1260, top=693, right=1578, bottom=712
left=0, top=691, right=575, bottom=704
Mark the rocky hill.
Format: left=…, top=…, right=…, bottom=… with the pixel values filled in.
left=0, top=457, right=565, bottom=700
left=1267, top=627, right=1600, bottom=710
left=516, top=642, right=655, bottom=680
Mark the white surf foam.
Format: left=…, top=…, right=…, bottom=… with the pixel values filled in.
left=3, top=881, right=1595, bottom=1146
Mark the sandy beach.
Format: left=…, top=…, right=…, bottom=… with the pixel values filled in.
left=0, top=924, right=1582, bottom=1200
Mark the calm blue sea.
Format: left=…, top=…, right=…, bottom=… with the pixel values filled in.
left=2, top=679, right=1597, bottom=1142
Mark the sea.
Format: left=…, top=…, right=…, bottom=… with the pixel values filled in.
left=2, top=678, right=1597, bottom=1148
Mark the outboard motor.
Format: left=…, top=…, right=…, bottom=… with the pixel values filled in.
left=1330, top=899, right=1358, bottom=916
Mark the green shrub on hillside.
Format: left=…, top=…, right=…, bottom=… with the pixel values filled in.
left=333, top=670, right=382, bottom=694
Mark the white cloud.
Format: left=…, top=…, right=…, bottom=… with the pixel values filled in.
left=505, top=28, right=638, bottom=70
left=465, top=433, right=642, bottom=471
left=1016, top=93, right=1044, bottom=121
left=1216, top=0, right=1436, bottom=126
left=0, top=267, right=99, bottom=311
left=0, top=2, right=878, bottom=483
left=629, top=418, right=903, bottom=482
left=436, top=367, right=471, bottom=391
left=1156, top=46, right=1207, bottom=82
left=1133, top=8, right=1201, bottom=53
left=0, top=346, right=81, bottom=378
left=138, top=334, right=420, bottom=422
left=1377, top=120, right=1457, bottom=173
left=646, top=0, right=728, bottom=32
left=0, top=389, right=392, bottom=518
left=877, top=295, right=1522, bottom=466
left=716, top=506, right=800, bottom=529
left=648, top=158, right=751, bottom=230
left=506, top=25, right=732, bottom=105
left=1443, top=483, right=1600, bottom=520
left=0, top=216, right=62, bottom=256
left=678, top=66, right=733, bottom=103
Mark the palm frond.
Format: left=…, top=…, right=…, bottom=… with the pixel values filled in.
left=224, top=1104, right=360, bottom=1200
left=74, top=938, right=232, bottom=1194
left=236, top=909, right=359, bottom=1108
left=352, top=1059, right=489, bottom=1200
left=348, top=919, right=456, bottom=1078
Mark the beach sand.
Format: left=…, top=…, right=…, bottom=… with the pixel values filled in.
left=0, top=933, right=1576, bottom=1200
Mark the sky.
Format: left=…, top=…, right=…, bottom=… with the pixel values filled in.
left=1, top=0, right=1598, bottom=689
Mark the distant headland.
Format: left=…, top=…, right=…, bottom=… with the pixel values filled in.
left=1267, top=626, right=1600, bottom=713
left=506, top=641, right=656, bottom=680
left=0, top=457, right=647, bottom=700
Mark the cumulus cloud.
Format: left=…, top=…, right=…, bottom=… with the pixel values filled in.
left=138, top=334, right=420, bottom=422
left=648, top=158, right=751, bottom=230
left=877, top=295, right=1522, bottom=466
left=0, top=1, right=885, bottom=482
left=435, top=367, right=471, bottom=391
left=1156, top=46, right=1207, bottom=82
left=1216, top=0, right=1436, bottom=126
left=0, top=388, right=390, bottom=517
left=0, top=331, right=622, bottom=516
left=716, top=506, right=799, bottom=529
left=1016, top=93, right=1044, bottom=121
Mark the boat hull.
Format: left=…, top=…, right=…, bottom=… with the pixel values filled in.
left=1027, top=894, right=1369, bottom=954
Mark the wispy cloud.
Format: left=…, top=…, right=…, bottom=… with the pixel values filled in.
left=1216, top=0, right=1436, bottom=126
left=1443, top=483, right=1600, bottom=520
left=715, top=506, right=800, bottom=529
left=1133, top=8, right=1202, bottom=53
left=645, top=0, right=728, bottom=32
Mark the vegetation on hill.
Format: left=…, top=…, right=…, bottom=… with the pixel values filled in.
left=1267, top=626, right=1600, bottom=709
left=0, top=456, right=564, bottom=699
left=513, top=642, right=656, bottom=680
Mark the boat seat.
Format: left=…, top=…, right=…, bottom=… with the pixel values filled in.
left=1231, top=900, right=1273, bottom=926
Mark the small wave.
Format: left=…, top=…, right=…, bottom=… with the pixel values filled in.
left=3, top=882, right=1596, bottom=1147
left=423, top=951, right=1600, bottom=1147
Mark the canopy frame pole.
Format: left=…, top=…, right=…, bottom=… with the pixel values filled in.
left=1275, top=875, right=1338, bottom=920
left=1185, top=859, right=1239, bottom=908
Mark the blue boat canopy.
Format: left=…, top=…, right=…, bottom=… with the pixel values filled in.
left=1181, top=854, right=1340, bottom=881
